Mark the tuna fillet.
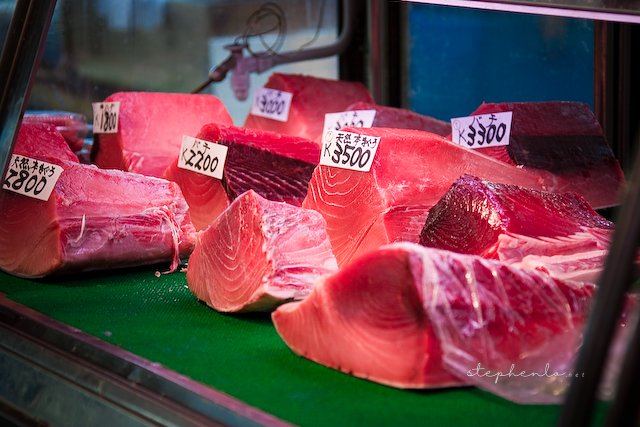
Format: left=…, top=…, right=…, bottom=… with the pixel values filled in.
left=23, top=111, right=88, bottom=152
left=303, top=127, right=549, bottom=267
left=186, top=190, right=337, bottom=313
left=0, top=123, right=196, bottom=278
left=346, top=102, right=451, bottom=136
left=243, top=73, right=374, bottom=144
left=463, top=101, right=625, bottom=209
left=419, top=175, right=614, bottom=282
left=165, top=123, right=320, bottom=230
left=93, top=92, right=233, bottom=177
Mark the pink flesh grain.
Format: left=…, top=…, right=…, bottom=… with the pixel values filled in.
left=93, top=92, right=233, bottom=177
left=302, top=127, right=549, bottom=267
left=186, top=190, right=337, bottom=313
left=0, top=124, right=196, bottom=278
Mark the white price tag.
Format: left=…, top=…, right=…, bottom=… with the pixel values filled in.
left=2, top=154, right=64, bottom=201
left=178, top=136, right=228, bottom=180
left=92, top=102, right=120, bottom=133
left=250, top=88, right=293, bottom=122
left=319, top=130, right=381, bottom=172
left=322, top=109, right=376, bottom=144
left=451, top=111, right=512, bottom=148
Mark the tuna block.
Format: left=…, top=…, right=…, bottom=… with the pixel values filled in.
left=0, top=124, right=196, bottom=278
left=303, top=127, right=549, bottom=267
left=186, top=190, right=338, bottom=313
left=165, top=124, right=320, bottom=230
left=243, top=73, right=374, bottom=144
left=346, top=102, right=451, bottom=136
left=93, top=92, right=233, bottom=177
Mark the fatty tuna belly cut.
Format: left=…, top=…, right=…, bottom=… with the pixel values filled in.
left=346, top=102, right=451, bottom=136
left=0, top=125, right=196, bottom=278
left=303, top=127, right=547, bottom=267
left=243, top=73, right=374, bottom=144
left=466, top=101, right=625, bottom=209
left=419, top=175, right=613, bottom=282
left=165, top=124, right=320, bottom=230
left=186, top=190, right=337, bottom=313
left=93, top=92, right=233, bottom=177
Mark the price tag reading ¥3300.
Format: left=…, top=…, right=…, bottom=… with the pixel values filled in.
left=178, top=136, right=228, bottom=180
left=2, top=155, right=64, bottom=201
left=92, top=102, right=120, bottom=133
left=320, top=130, right=381, bottom=173
left=250, top=88, right=293, bottom=122
left=451, top=111, right=512, bottom=148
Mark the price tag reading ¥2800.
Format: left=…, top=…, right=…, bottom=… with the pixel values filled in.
left=451, top=111, right=512, bottom=148
left=178, top=136, right=228, bottom=180
left=92, top=102, right=120, bottom=133
left=250, top=88, right=293, bottom=122
left=2, top=155, right=64, bottom=201
left=320, top=130, right=381, bottom=173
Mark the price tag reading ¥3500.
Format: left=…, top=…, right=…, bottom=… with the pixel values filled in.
left=451, top=111, right=512, bottom=148
left=2, top=155, right=64, bottom=201
left=178, top=136, right=228, bottom=180
left=92, top=102, right=120, bottom=133
left=250, top=88, right=293, bottom=122
left=320, top=130, right=381, bottom=173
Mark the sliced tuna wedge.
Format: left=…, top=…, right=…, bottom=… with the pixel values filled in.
left=186, top=190, right=337, bottom=313
left=346, top=101, right=451, bottom=136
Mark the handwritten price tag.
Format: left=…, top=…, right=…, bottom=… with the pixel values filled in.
left=92, top=102, right=120, bottom=133
left=178, top=136, right=227, bottom=180
left=451, top=111, right=512, bottom=148
left=250, top=88, right=293, bottom=122
left=323, top=110, right=377, bottom=132
left=2, top=155, right=64, bottom=201
left=320, top=130, right=381, bottom=172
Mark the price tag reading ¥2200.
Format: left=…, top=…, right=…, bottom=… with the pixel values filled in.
left=451, top=111, right=512, bottom=148
left=320, top=130, right=381, bottom=173
left=250, top=88, right=293, bottom=122
left=178, top=136, right=228, bottom=180
left=2, top=155, right=64, bottom=201
left=92, top=102, right=120, bottom=133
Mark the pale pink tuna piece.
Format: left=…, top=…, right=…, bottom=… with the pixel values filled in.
left=303, top=127, right=549, bottom=267
left=243, top=73, right=374, bottom=144
left=0, top=124, right=196, bottom=278
left=346, top=101, right=452, bottom=136
left=93, top=92, right=233, bottom=177
left=164, top=123, right=320, bottom=231
left=186, top=190, right=337, bottom=313
left=461, top=101, right=625, bottom=209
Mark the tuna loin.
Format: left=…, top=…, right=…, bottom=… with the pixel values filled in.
left=0, top=123, right=196, bottom=278
left=165, top=123, right=320, bottom=230
left=346, top=101, right=451, bottom=136
left=186, top=190, right=337, bottom=313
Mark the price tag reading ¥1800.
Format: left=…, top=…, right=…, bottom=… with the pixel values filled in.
left=250, top=88, right=293, bottom=122
left=2, top=155, right=64, bottom=201
left=451, top=111, right=512, bottom=148
left=319, top=130, right=381, bottom=173
left=178, top=136, right=228, bottom=180
left=92, top=102, right=120, bottom=133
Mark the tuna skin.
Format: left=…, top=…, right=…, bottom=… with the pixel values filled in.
left=164, top=123, right=320, bottom=231
left=186, top=190, right=337, bottom=313
left=243, top=73, right=374, bottom=144
left=0, top=123, right=196, bottom=278
left=93, top=92, right=233, bottom=178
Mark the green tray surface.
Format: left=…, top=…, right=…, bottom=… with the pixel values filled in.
left=0, top=269, right=606, bottom=426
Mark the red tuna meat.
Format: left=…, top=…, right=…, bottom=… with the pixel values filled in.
left=93, top=92, right=233, bottom=177
left=0, top=124, right=196, bottom=278
left=23, top=111, right=88, bottom=152
left=165, top=123, right=320, bottom=230
left=303, top=127, right=549, bottom=267
left=346, top=102, right=451, bottom=136
left=462, top=101, right=625, bottom=209
left=243, top=73, right=374, bottom=144
left=273, top=243, right=597, bottom=395
left=419, top=175, right=613, bottom=282
left=186, top=190, right=337, bottom=313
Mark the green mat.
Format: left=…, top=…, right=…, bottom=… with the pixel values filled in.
left=0, top=269, right=606, bottom=426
